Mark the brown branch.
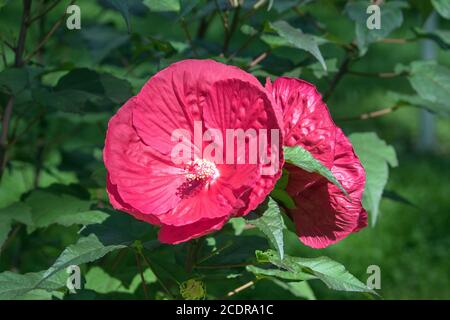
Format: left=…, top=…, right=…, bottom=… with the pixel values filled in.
left=348, top=70, right=405, bottom=78
left=134, top=250, right=149, bottom=299
left=338, top=104, right=406, bottom=121
left=1, top=40, right=15, bottom=52
left=27, top=0, right=61, bottom=25
left=379, top=37, right=414, bottom=44
left=23, top=0, right=74, bottom=64
left=225, top=280, right=256, bottom=298
left=248, top=51, right=269, bottom=68
left=14, top=0, right=32, bottom=67
left=0, top=0, right=31, bottom=179
left=140, top=252, right=174, bottom=298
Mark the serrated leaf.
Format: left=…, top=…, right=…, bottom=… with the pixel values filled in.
left=283, top=145, right=347, bottom=195
left=246, top=198, right=286, bottom=259
left=247, top=265, right=315, bottom=281
left=22, top=186, right=107, bottom=231
left=0, top=271, right=67, bottom=300
left=432, top=0, right=450, bottom=19
left=41, top=234, right=126, bottom=282
left=349, top=132, right=398, bottom=225
left=256, top=250, right=376, bottom=294
left=408, top=61, right=450, bottom=109
left=387, top=91, right=450, bottom=115
left=270, top=21, right=327, bottom=70
left=81, top=209, right=153, bottom=246
left=345, top=1, right=407, bottom=55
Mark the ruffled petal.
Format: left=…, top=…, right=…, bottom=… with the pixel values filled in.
left=202, top=77, right=284, bottom=216
left=289, top=129, right=367, bottom=248
left=158, top=217, right=229, bottom=244
left=267, top=77, right=336, bottom=169
left=104, top=98, right=186, bottom=215
left=132, top=59, right=267, bottom=155
left=106, top=174, right=160, bottom=225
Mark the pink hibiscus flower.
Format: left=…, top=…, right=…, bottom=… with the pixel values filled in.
left=103, top=59, right=284, bottom=244
left=266, top=77, right=367, bottom=249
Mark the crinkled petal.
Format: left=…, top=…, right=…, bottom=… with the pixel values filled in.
left=202, top=77, right=284, bottom=216
left=267, top=77, right=336, bottom=169
left=289, top=129, right=367, bottom=248
left=104, top=60, right=285, bottom=243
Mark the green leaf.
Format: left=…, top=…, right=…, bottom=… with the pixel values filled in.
left=103, top=0, right=132, bottom=32
left=85, top=266, right=155, bottom=294
left=81, top=25, right=130, bottom=63
left=0, top=217, right=11, bottom=249
left=270, top=279, right=316, bottom=300
left=308, top=58, right=338, bottom=79
left=0, top=0, right=11, bottom=10
left=271, top=0, right=312, bottom=13
left=0, top=271, right=67, bottom=300
left=81, top=209, right=154, bottom=246
left=432, top=0, right=450, bottom=19
left=270, top=21, right=327, bottom=70
left=0, top=202, right=33, bottom=226
left=283, top=145, right=347, bottom=195
left=408, top=61, right=450, bottom=109
left=247, top=265, right=315, bottom=281
left=345, top=1, right=408, bottom=55
left=246, top=197, right=286, bottom=259
left=143, top=0, right=180, bottom=12
left=349, top=132, right=398, bottom=225
left=413, top=27, right=450, bottom=50
left=256, top=250, right=376, bottom=294
left=0, top=68, right=30, bottom=95
left=22, top=185, right=107, bottom=231
left=0, top=202, right=32, bottom=248
left=41, top=234, right=126, bottom=282
left=387, top=91, right=450, bottom=115
left=34, top=69, right=132, bottom=113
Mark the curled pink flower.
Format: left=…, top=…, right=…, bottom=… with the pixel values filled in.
left=104, top=60, right=283, bottom=244
left=267, top=77, right=367, bottom=249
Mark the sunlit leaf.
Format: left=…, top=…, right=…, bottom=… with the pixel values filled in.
left=349, top=132, right=398, bottom=225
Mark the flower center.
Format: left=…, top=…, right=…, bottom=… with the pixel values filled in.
left=184, top=159, right=219, bottom=183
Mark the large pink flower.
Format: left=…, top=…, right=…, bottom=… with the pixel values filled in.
left=267, top=77, right=367, bottom=249
left=104, top=60, right=284, bottom=244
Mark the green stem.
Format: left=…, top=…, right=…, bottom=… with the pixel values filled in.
left=134, top=249, right=149, bottom=300
left=140, top=251, right=174, bottom=299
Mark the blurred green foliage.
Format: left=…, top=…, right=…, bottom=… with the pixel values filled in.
left=0, top=0, right=449, bottom=300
